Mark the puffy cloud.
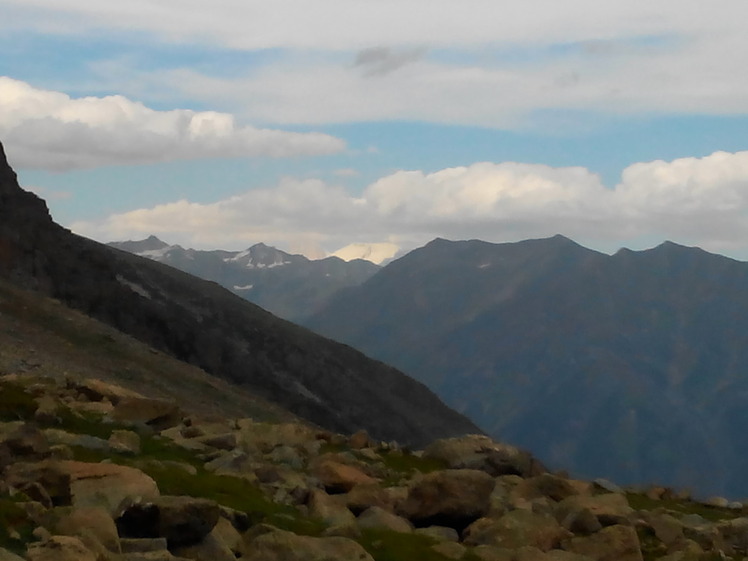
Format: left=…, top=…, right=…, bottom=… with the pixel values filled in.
left=73, top=178, right=369, bottom=251
left=71, top=150, right=748, bottom=261
left=0, top=77, right=345, bottom=170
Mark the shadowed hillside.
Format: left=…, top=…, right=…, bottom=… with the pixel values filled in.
left=0, top=141, right=479, bottom=447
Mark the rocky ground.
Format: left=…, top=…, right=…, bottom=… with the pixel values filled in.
left=1, top=375, right=747, bottom=560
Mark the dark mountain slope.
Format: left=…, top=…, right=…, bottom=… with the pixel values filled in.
left=0, top=141, right=479, bottom=446
left=108, top=237, right=379, bottom=322
left=307, top=236, right=748, bottom=497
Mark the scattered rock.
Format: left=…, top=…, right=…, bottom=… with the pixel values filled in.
left=0, top=547, right=25, bottom=561
left=562, top=524, right=643, bottom=561
left=514, top=473, right=581, bottom=503
left=243, top=528, right=374, bottom=561
left=464, top=510, right=570, bottom=551
left=43, top=506, right=121, bottom=553
left=25, top=535, right=98, bottom=561
left=555, top=493, right=632, bottom=527
left=109, top=430, right=141, bottom=455
left=307, top=489, right=356, bottom=528
left=310, top=459, right=377, bottom=493
left=348, top=430, right=370, bottom=450
left=112, top=397, right=183, bottom=431
left=414, top=524, right=460, bottom=542
left=356, top=506, right=413, bottom=533
left=423, top=435, right=545, bottom=477
left=593, top=479, right=621, bottom=494
left=196, top=432, right=237, bottom=451
left=70, top=379, right=143, bottom=404
left=344, top=483, right=393, bottom=515
left=171, top=530, right=236, bottom=561
left=431, top=541, right=466, bottom=559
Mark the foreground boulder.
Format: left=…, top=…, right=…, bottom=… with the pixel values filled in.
left=4, top=460, right=159, bottom=514
left=562, top=525, right=643, bottom=561
left=464, top=510, right=571, bottom=551
left=243, top=527, right=374, bottom=561
left=42, top=506, right=121, bottom=553
left=25, top=535, right=98, bottom=561
left=398, top=469, right=495, bottom=530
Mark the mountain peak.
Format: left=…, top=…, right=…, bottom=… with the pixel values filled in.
left=0, top=141, right=17, bottom=193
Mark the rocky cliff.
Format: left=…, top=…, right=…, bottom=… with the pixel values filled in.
left=0, top=141, right=479, bottom=447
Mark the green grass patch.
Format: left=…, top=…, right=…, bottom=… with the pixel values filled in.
left=626, top=492, right=741, bottom=522
left=0, top=497, right=35, bottom=555
left=359, top=529, right=455, bottom=561
left=138, top=461, right=324, bottom=535
left=320, top=442, right=447, bottom=481
left=0, top=381, right=38, bottom=421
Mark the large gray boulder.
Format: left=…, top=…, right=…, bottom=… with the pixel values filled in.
left=398, top=469, right=495, bottom=530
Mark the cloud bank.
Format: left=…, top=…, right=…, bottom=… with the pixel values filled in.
left=4, top=2, right=748, bottom=128
left=71, top=150, right=748, bottom=260
left=0, top=77, right=345, bottom=170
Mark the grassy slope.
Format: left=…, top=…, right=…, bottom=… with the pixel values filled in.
left=0, top=278, right=296, bottom=423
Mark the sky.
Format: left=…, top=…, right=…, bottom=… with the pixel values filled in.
left=3, top=1, right=748, bottom=262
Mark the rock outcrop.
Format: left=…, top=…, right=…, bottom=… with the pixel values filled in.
left=2, top=374, right=747, bottom=560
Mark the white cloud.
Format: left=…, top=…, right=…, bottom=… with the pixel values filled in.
left=71, top=150, right=748, bottom=261
left=107, top=29, right=748, bottom=129
left=5, top=2, right=748, bottom=127
left=0, top=77, right=345, bottom=170
left=0, top=0, right=735, bottom=51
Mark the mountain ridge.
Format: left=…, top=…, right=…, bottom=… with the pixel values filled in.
left=108, top=236, right=379, bottom=322
left=306, top=234, right=748, bottom=497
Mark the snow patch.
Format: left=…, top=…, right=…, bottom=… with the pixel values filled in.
left=137, top=247, right=173, bottom=260
left=116, top=274, right=152, bottom=299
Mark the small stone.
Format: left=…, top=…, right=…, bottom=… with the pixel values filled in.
left=348, top=430, right=370, bottom=450
left=109, top=430, right=141, bottom=455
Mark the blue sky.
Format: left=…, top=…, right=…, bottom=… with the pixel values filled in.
left=3, top=0, right=748, bottom=261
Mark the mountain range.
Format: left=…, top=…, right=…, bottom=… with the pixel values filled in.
left=306, top=235, right=748, bottom=498
left=107, top=236, right=379, bottom=322
left=0, top=140, right=479, bottom=447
